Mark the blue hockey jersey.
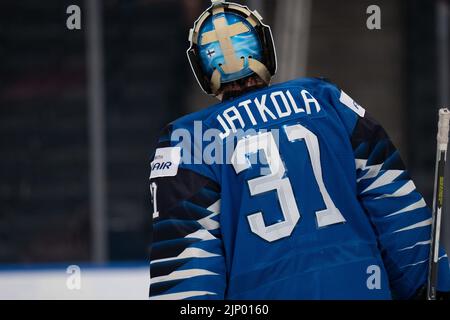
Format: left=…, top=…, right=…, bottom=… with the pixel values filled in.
left=148, top=77, right=450, bottom=300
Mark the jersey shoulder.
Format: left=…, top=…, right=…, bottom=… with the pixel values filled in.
left=286, top=77, right=366, bottom=135
left=153, top=103, right=225, bottom=183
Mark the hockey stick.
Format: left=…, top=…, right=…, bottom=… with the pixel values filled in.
left=427, top=108, right=450, bottom=300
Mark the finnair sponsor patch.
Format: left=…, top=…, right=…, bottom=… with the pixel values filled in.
left=150, top=147, right=181, bottom=179
left=339, top=90, right=366, bottom=117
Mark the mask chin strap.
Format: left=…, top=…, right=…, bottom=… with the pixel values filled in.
left=210, top=58, right=271, bottom=94
left=210, top=69, right=222, bottom=94
left=248, top=58, right=271, bottom=85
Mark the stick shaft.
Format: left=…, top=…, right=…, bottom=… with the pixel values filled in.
left=428, top=150, right=447, bottom=299
left=427, top=108, right=450, bottom=300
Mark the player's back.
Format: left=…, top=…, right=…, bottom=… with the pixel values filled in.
left=160, top=77, right=392, bottom=299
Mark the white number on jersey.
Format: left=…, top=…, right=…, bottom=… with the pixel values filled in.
left=231, top=124, right=346, bottom=242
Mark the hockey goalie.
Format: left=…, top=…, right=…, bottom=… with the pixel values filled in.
left=148, top=0, right=450, bottom=300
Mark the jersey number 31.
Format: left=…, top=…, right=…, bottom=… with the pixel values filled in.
left=231, top=124, right=346, bottom=242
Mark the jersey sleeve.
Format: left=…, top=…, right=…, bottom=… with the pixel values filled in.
left=148, top=126, right=226, bottom=300
left=321, top=80, right=450, bottom=299
left=350, top=112, right=450, bottom=299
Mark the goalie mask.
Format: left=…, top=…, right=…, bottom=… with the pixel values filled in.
left=187, top=0, right=277, bottom=96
